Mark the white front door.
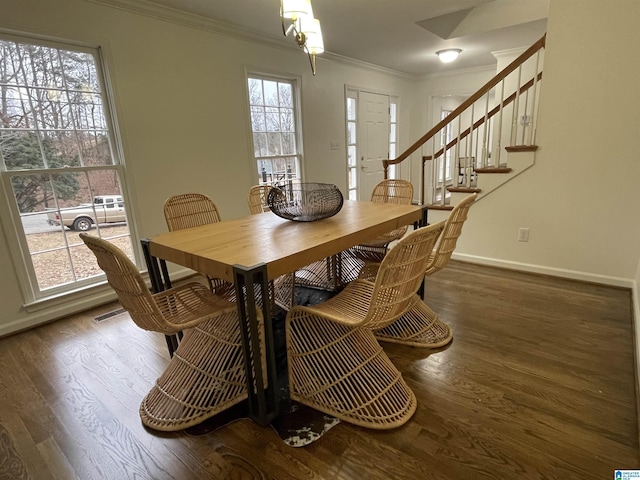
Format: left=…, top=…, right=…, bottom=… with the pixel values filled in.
left=358, top=91, right=390, bottom=200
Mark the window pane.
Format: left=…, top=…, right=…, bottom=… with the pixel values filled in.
left=72, top=92, right=107, bottom=130
left=2, top=87, right=36, bottom=128
left=42, top=130, right=81, bottom=168
left=251, top=106, right=266, bottom=131
left=265, top=107, right=280, bottom=132
left=348, top=167, right=357, bottom=190
left=347, top=98, right=356, bottom=120
left=253, top=132, right=267, bottom=156
left=348, top=146, right=356, bottom=166
left=347, top=122, right=356, bottom=144
left=248, top=78, right=263, bottom=104
left=389, top=143, right=396, bottom=158
left=1, top=131, right=46, bottom=170
left=390, top=124, right=396, bottom=143
left=278, top=83, right=292, bottom=107
left=280, top=108, right=294, bottom=133
left=390, top=103, right=397, bottom=122
left=266, top=132, right=282, bottom=155
left=80, top=131, right=113, bottom=167
left=263, top=81, right=279, bottom=107
left=281, top=133, right=295, bottom=155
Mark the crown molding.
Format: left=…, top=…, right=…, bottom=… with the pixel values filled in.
left=85, top=0, right=417, bottom=80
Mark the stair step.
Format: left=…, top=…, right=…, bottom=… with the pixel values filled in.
left=448, top=186, right=481, bottom=193
left=505, top=145, right=538, bottom=153
left=475, top=167, right=512, bottom=174
left=426, top=204, right=454, bottom=211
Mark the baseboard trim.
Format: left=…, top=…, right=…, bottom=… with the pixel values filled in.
left=451, top=253, right=634, bottom=288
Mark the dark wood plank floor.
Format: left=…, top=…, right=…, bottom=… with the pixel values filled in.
left=0, top=261, right=637, bottom=479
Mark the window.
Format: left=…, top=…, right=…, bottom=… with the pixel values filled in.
left=388, top=99, right=398, bottom=179
left=247, top=75, right=301, bottom=186
left=0, top=34, right=133, bottom=299
left=346, top=95, right=357, bottom=200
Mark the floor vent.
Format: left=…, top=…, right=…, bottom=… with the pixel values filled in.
left=94, top=308, right=126, bottom=323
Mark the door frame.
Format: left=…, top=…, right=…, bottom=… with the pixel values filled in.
left=344, top=85, right=400, bottom=201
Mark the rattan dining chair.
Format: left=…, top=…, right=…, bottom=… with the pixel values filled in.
left=364, top=193, right=477, bottom=348
left=286, top=222, right=444, bottom=429
left=80, top=233, right=263, bottom=431
left=247, top=185, right=295, bottom=311
left=247, top=185, right=273, bottom=214
left=163, top=193, right=235, bottom=300
left=340, top=179, right=414, bottom=284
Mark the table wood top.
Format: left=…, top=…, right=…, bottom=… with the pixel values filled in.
left=149, top=200, right=422, bottom=282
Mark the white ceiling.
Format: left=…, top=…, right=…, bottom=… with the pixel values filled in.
left=126, top=0, right=549, bottom=76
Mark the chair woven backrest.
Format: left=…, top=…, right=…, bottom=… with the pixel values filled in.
left=370, top=179, right=414, bottom=205
left=366, top=179, right=414, bottom=243
left=425, top=193, right=477, bottom=276
left=364, top=222, right=444, bottom=330
left=163, top=193, right=221, bottom=231
left=80, top=233, right=173, bottom=333
left=247, top=185, right=273, bottom=214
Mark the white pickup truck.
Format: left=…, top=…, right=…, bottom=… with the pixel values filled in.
left=46, top=195, right=126, bottom=231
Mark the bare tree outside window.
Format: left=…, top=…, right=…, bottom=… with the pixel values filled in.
left=0, top=36, right=133, bottom=297
left=247, top=76, right=301, bottom=186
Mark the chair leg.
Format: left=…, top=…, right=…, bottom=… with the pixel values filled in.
left=374, top=298, right=453, bottom=348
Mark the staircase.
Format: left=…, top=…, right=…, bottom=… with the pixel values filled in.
left=384, top=35, right=546, bottom=219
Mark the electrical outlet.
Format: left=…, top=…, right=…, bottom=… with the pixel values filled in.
left=518, top=227, right=530, bottom=242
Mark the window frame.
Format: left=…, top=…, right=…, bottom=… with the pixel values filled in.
left=344, top=88, right=400, bottom=201
left=245, top=72, right=304, bottom=186
left=0, top=31, right=136, bottom=303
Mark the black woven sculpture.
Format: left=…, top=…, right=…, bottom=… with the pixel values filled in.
left=267, top=183, right=343, bottom=222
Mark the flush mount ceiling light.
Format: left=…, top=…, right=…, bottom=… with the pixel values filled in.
left=281, top=0, right=324, bottom=75
left=436, top=48, right=462, bottom=63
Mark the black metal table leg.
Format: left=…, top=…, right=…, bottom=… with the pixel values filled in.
left=233, top=263, right=279, bottom=426
left=412, top=208, right=429, bottom=298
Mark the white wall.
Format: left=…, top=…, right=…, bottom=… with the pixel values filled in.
left=0, top=0, right=418, bottom=334
left=450, top=0, right=640, bottom=286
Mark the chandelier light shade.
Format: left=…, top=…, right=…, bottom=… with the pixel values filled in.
left=281, top=0, right=313, bottom=20
left=436, top=48, right=462, bottom=63
left=281, top=0, right=324, bottom=75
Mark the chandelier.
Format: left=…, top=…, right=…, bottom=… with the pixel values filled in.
left=280, top=0, right=324, bottom=75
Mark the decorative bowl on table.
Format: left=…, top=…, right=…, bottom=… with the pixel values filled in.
left=267, top=182, right=344, bottom=222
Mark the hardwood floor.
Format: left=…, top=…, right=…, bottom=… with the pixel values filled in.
left=0, top=261, right=637, bottom=479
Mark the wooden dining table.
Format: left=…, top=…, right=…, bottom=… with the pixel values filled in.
left=142, top=200, right=424, bottom=426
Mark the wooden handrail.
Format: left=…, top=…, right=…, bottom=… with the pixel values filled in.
left=425, top=72, right=543, bottom=161
left=383, top=34, right=546, bottom=173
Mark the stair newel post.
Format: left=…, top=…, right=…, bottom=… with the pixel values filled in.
left=510, top=65, right=523, bottom=147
